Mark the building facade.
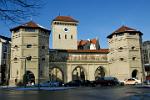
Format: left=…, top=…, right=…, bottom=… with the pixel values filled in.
left=78, top=38, right=100, bottom=50
left=9, top=16, right=145, bottom=86
left=0, top=35, right=11, bottom=85
left=143, top=41, right=150, bottom=77
left=107, top=26, right=144, bottom=81
left=9, top=21, right=50, bottom=86
left=51, top=16, right=78, bottom=50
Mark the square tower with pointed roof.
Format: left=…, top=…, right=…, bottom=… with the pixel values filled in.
left=9, top=21, right=50, bottom=86
left=51, top=16, right=78, bottom=50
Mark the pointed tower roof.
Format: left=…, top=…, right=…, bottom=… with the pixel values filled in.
left=10, top=21, right=50, bottom=32
left=107, top=25, right=142, bottom=38
left=53, top=16, right=78, bottom=23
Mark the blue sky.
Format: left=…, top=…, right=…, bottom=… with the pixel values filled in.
left=0, top=0, right=150, bottom=48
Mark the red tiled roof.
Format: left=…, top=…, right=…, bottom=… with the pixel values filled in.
left=78, top=38, right=97, bottom=47
left=107, top=25, right=142, bottom=38
left=90, top=38, right=97, bottom=44
left=78, top=40, right=90, bottom=46
left=53, top=16, right=78, bottom=23
left=10, top=21, right=50, bottom=32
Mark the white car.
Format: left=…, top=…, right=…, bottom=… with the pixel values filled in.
left=124, top=78, right=141, bottom=85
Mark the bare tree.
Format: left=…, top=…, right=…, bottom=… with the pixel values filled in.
left=0, top=0, right=43, bottom=23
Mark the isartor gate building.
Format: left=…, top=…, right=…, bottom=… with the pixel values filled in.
left=9, top=16, right=145, bottom=86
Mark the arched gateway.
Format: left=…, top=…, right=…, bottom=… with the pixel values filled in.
left=95, top=66, right=105, bottom=80
left=49, top=67, right=64, bottom=82
left=72, top=66, right=86, bottom=81
left=23, top=70, right=35, bottom=85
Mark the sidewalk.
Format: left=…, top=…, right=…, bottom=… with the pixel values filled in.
left=135, top=84, right=150, bottom=88
left=0, top=86, right=75, bottom=91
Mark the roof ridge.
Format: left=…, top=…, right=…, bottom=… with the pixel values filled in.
left=53, top=16, right=78, bottom=22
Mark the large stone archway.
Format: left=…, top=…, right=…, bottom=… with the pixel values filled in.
left=49, top=67, right=64, bottom=82
left=131, top=69, right=138, bottom=78
left=23, top=70, right=35, bottom=85
left=72, top=66, right=86, bottom=81
left=94, top=66, right=105, bottom=80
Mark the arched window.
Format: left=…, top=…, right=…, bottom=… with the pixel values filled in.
left=71, top=35, right=73, bottom=39
left=49, top=67, right=64, bottom=82
left=65, top=34, right=67, bottom=39
left=132, top=57, right=136, bottom=60
left=59, top=34, right=61, bottom=39
left=72, top=66, right=85, bottom=81
left=95, top=66, right=105, bottom=80
left=131, top=46, right=135, bottom=50
left=120, top=58, right=124, bottom=61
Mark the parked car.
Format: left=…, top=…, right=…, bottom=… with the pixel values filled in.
left=93, top=77, right=119, bottom=86
left=143, top=80, right=150, bottom=85
left=123, top=78, right=141, bottom=85
left=35, top=81, right=62, bottom=87
left=64, top=80, right=82, bottom=87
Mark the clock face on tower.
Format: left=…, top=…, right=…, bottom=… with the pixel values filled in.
left=64, top=28, right=68, bottom=32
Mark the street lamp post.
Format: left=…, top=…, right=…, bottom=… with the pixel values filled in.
left=24, top=56, right=32, bottom=88
left=38, top=60, right=40, bottom=90
left=24, top=58, right=26, bottom=88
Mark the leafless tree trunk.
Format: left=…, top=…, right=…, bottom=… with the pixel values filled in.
left=0, top=0, right=43, bottom=23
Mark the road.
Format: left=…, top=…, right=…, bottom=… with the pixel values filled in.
left=0, top=86, right=150, bottom=100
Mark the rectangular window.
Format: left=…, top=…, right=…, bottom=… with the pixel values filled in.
left=116, top=33, right=124, bottom=37
left=3, top=53, right=6, bottom=59
left=27, top=44, right=32, bottom=48
left=65, top=34, right=67, bottom=39
left=59, top=34, right=61, bottom=39
left=25, top=28, right=35, bottom=32
left=129, top=33, right=136, bottom=35
left=42, top=46, right=45, bottom=49
left=71, top=35, right=73, bottom=39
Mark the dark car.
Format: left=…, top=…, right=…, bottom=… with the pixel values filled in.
left=64, top=80, right=82, bottom=87
left=81, top=80, right=95, bottom=87
left=94, top=77, right=119, bottom=86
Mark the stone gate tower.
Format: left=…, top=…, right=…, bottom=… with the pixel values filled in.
left=51, top=16, right=78, bottom=50
left=9, top=21, right=50, bottom=86
left=107, top=26, right=144, bottom=81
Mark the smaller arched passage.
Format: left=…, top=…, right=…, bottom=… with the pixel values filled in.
left=132, top=69, right=138, bottom=78
left=95, top=66, right=105, bottom=80
left=23, top=70, right=35, bottom=85
left=49, top=67, right=64, bottom=82
left=72, top=66, right=86, bottom=81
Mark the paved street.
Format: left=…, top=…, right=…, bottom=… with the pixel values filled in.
left=0, top=86, right=150, bottom=100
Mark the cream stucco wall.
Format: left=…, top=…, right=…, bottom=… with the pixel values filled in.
left=108, top=32, right=143, bottom=81
left=52, top=21, right=78, bottom=50
left=9, top=28, right=50, bottom=86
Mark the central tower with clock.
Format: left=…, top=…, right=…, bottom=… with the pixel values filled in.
left=51, top=16, right=78, bottom=50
